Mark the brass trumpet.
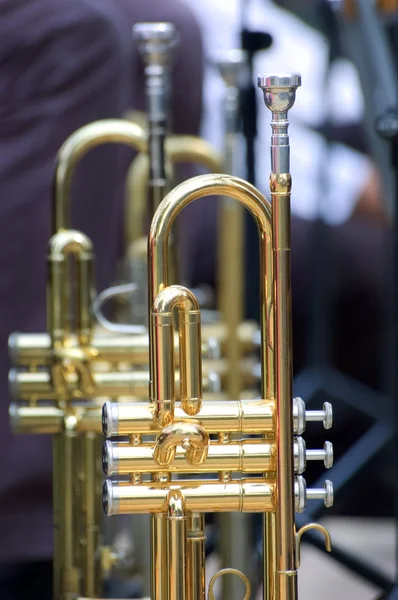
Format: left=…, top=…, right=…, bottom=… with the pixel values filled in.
left=102, top=73, right=334, bottom=599
left=8, top=117, right=156, bottom=600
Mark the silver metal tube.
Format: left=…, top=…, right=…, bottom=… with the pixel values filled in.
left=133, top=22, right=178, bottom=216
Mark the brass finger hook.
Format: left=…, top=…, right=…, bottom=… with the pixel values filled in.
left=296, top=523, right=332, bottom=567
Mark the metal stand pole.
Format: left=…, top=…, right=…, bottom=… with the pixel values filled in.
left=239, top=22, right=272, bottom=320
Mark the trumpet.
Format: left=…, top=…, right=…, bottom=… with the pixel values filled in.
left=102, top=73, right=334, bottom=599
left=8, top=117, right=157, bottom=600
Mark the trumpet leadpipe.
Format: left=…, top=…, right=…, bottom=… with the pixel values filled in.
left=103, top=439, right=277, bottom=476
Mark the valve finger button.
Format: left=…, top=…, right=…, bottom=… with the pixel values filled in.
left=307, top=480, right=334, bottom=508
left=306, top=441, right=333, bottom=469
left=305, top=402, right=333, bottom=430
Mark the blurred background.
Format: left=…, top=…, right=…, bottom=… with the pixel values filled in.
left=0, top=0, right=397, bottom=599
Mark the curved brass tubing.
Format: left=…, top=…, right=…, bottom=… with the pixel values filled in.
left=153, top=422, right=210, bottom=467
left=53, top=119, right=147, bottom=233
left=147, top=173, right=273, bottom=600
left=125, top=135, right=223, bottom=249
left=148, top=172, right=273, bottom=407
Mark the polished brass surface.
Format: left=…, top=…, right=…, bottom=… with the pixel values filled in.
left=9, top=391, right=263, bottom=435
left=103, top=439, right=277, bottom=475
left=9, top=321, right=259, bottom=365
left=53, top=119, right=146, bottom=232
left=295, top=524, right=332, bottom=568
left=10, top=358, right=258, bottom=403
left=105, top=479, right=275, bottom=515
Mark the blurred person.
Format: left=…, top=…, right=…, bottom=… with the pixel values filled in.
left=0, top=0, right=204, bottom=599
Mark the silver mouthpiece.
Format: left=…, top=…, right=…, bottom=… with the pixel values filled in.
left=258, top=72, right=301, bottom=173
left=132, top=22, right=179, bottom=67
left=214, top=49, right=249, bottom=89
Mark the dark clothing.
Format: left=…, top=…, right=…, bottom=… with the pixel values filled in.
left=0, top=0, right=204, bottom=568
left=0, top=0, right=132, bottom=565
left=0, top=562, right=52, bottom=600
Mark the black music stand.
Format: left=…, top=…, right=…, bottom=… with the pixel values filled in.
left=240, top=28, right=272, bottom=320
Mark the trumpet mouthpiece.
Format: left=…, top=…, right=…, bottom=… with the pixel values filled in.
left=257, top=73, right=301, bottom=113
left=258, top=72, right=301, bottom=173
left=132, top=22, right=179, bottom=66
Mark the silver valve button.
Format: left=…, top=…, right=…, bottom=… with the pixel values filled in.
left=306, top=402, right=333, bottom=430
left=293, top=398, right=333, bottom=435
left=294, top=439, right=334, bottom=474
left=306, top=441, right=334, bottom=469
left=307, top=479, right=334, bottom=508
left=295, top=476, right=334, bottom=512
